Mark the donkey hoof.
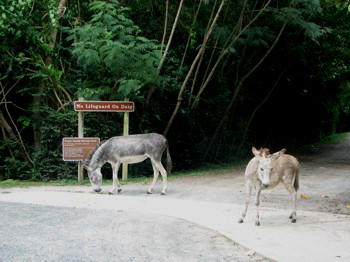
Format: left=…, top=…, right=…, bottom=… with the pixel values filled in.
left=160, top=192, right=166, bottom=195
left=255, top=221, right=260, bottom=226
left=147, top=191, right=153, bottom=194
left=238, top=219, right=243, bottom=223
left=118, top=189, right=122, bottom=194
left=291, top=218, right=296, bottom=223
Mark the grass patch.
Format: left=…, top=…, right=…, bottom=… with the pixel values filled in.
left=0, top=162, right=245, bottom=189
left=170, top=161, right=247, bottom=178
left=297, top=132, right=350, bottom=153
left=317, top=132, right=350, bottom=145
left=0, top=179, right=90, bottom=188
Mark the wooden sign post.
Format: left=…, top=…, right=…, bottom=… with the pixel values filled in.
left=77, top=97, right=84, bottom=182
left=63, top=100, right=134, bottom=182
left=122, top=98, right=130, bottom=180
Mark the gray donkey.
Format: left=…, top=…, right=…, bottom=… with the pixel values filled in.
left=238, top=147, right=299, bottom=226
left=86, top=133, right=172, bottom=195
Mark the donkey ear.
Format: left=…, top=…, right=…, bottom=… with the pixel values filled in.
left=271, top=148, right=286, bottom=159
left=252, top=147, right=261, bottom=157
left=279, top=148, right=287, bottom=154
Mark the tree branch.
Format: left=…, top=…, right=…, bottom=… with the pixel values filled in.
left=163, top=0, right=226, bottom=136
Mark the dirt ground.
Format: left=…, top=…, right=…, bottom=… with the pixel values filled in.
left=120, top=135, right=350, bottom=215
left=272, top=136, right=350, bottom=215
left=0, top=136, right=349, bottom=261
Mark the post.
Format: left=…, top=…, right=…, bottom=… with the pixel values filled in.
left=77, top=97, right=84, bottom=183
left=71, top=100, right=134, bottom=182
left=122, top=98, right=129, bottom=180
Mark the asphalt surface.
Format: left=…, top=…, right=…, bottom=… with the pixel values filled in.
left=0, top=186, right=349, bottom=262
left=0, top=191, right=268, bottom=262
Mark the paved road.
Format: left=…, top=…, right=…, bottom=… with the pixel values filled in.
left=0, top=187, right=349, bottom=262
left=0, top=191, right=268, bottom=262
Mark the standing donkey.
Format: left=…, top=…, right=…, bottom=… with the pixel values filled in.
left=238, top=147, right=299, bottom=226
left=86, top=133, right=172, bottom=195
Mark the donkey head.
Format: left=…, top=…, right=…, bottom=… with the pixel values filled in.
left=83, top=164, right=102, bottom=193
left=252, top=147, right=286, bottom=188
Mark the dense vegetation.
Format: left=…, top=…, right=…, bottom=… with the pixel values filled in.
left=1, top=0, right=349, bottom=181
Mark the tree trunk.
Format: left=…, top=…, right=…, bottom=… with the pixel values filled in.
left=33, top=0, right=67, bottom=148
left=0, top=110, right=33, bottom=168
left=236, top=68, right=287, bottom=155
left=145, top=0, right=184, bottom=106
left=163, top=0, right=225, bottom=136
left=204, top=19, right=288, bottom=160
left=190, top=0, right=274, bottom=109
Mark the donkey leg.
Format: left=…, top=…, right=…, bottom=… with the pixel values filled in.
left=290, top=193, right=297, bottom=223
left=147, top=161, right=160, bottom=194
left=254, top=188, right=262, bottom=226
left=110, top=162, right=122, bottom=195
left=156, top=161, right=168, bottom=195
left=284, top=182, right=297, bottom=223
left=238, top=183, right=252, bottom=223
left=150, top=159, right=168, bottom=195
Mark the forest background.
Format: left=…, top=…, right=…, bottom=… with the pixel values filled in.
left=1, top=0, right=349, bottom=181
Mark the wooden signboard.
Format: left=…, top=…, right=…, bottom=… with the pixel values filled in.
left=74, top=101, right=134, bottom=112
left=62, top=137, right=100, bottom=161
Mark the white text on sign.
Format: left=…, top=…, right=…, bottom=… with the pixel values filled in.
left=74, top=101, right=134, bottom=112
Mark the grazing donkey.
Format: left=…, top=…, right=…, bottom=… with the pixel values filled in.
left=86, top=133, right=172, bottom=195
left=238, top=147, right=299, bottom=226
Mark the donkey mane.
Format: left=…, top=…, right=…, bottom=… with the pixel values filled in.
left=258, top=148, right=270, bottom=157
left=86, top=139, right=108, bottom=166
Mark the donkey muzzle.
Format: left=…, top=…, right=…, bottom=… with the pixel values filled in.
left=93, top=187, right=102, bottom=193
left=262, top=183, right=270, bottom=188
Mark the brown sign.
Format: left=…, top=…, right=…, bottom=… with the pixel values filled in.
left=62, top=137, right=100, bottom=161
left=74, top=101, right=134, bottom=112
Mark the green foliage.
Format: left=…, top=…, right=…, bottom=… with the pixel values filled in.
left=16, top=116, right=31, bottom=131
left=0, top=0, right=349, bottom=182
left=270, top=0, right=323, bottom=42
left=68, top=0, right=161, bottom=98
left=310, top=4, right=350, bottom=134
left=338, top=82, right=350, bottom=115
left=240, top=27, right=274, bottom=48
left=29, top=107, right=78, bottom=181
left=0, top=0, right=32, bottom=37
left=326, top=0, right=350, bottom=11
left=117, top=79, right=142, bottom=96
left=0, top=138, right=28, bottom=180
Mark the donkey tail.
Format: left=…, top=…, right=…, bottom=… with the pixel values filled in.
left=166, top=142, right=172, bottom=175
left=293, top=163, right=300, bottom=191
